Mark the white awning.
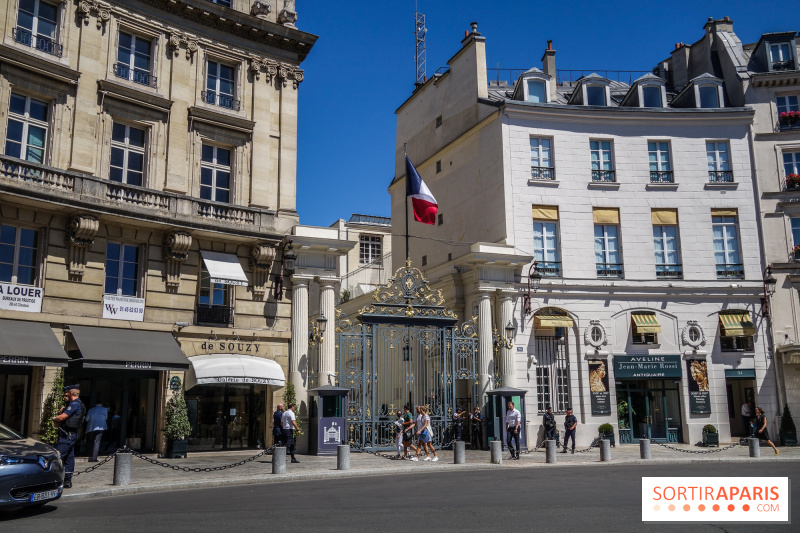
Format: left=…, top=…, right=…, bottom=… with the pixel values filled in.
left=184, top=354, right=286, bottom=389
left=201, top=251, right=249, bottom=286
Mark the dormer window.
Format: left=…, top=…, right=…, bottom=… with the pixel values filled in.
left=770, top=42, right=794, bottom=71
left=527, top=80, right=547, bottom=103
left=586, top=85, right=606, bottom=106
left=698, top=85, right=721, bottom=108
left=642, top=86, right=662, bottom=108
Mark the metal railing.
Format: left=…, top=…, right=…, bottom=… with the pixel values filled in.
left=196, top=305, right=233, bottom=326
left=771, top=60, right=795, bottom=71
left=715, top=264, right=744, bottom=279
left=485, top=68, right=653, bottom=85
left=113, top=63, right=157, bottom=88
left=536, top=261, right=561, bottom=277
left=708, top=170, right=734, bottom=183
left=778, top=120, right=800, bottom=132
left=13, top=27, right=62, bottom=57
left=650, top=171, right=674, bottom=183
left=596, top=263, right=623, bottom=278
left=202, top=90, right=241, bottom=111
left=530, top=166, right=555, bottom=180
left=591, top=169, right=616, bottom=182
left=655, top=264, right=682, bottom=278
left=341, top=253, right=392, bottom=296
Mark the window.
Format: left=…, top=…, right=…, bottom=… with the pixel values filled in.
left=104, top=242, right=139, bottom=296
left=535, top=333, right=569, bottom=413
left=698, top=85, right=720, bottom=108
left=706, top=142, right=732, bottom=182
left=631, top=313, right=660, bottom=344
left=784, top=151, right=800, bottom=181
left=200, top=145, right=231, bottom=203
left=586, top=85, right=606, bottom=106
left=527, top=80, right=546, bottom=103
left=770, top=42, right=794, bottom=71
left=653, top=225, right=681, bottom=278
left=15, top=0, right=60, bottom=56
left=648, top=141, right=672, bottom=183
left=533, top=212, right=560, bottom=276
left=421, top=255, right=427, bottom=266
left=719, top=312, right=755, bottom=352
left=712, top=214, right=743, bottom=278
left=778, top=95, right=800, bottom=131
left=595, top=224, right=622, bottom=277
left=205, top=61, right=238, bottom=110
left=198, top=266, right=231, bottom=325
left=359, top=235, right=382, bottom=265
left=590, top=140, right=614, bottom=181
left=5, top=93, right=48, bottom=164
left=115, top=32, right=154, bottom=87
left=110, top=123, right=146, bottom=186
left=777, top=95, right=799, bottom=115
left=642, top=86, right=662, bottom=108
left=530, top=137, right=554, bottom=180
left=632, top=332, right=657, bottom=345
left=0, top=225, right=39, bottom=285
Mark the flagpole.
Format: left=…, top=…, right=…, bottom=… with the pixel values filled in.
left=404, top=143, right=410, bottom=263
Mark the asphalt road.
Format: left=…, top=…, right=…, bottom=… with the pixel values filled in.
left=2, top=463, right=798, bottom=532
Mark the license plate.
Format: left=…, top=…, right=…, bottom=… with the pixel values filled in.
left=30, top=489, right=59, bottom=503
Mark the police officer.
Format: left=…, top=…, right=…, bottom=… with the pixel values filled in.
left=470, top=407, right=484, bottom=450
left=562, top=407, right=577, bottom=454
left=543, top=406, right=557, bottom=441
left=52, top=384, right=85, bottom=489
left=452, top=408, right=467, bottom=441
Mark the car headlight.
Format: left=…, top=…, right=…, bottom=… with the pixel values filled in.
left=0, top=455, right=24, bottom=465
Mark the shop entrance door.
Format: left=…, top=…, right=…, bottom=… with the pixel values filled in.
left=185, top=384, right=266, bottom=451
left=619, top=380, right=681, bottom=442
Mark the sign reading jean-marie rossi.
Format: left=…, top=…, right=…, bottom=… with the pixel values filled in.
left=686, top=359, right=711, bottom=414
left=588, top=360, right=611, bottom=415
left=0, top=282, right=43, bottom=313
left=102, top=295, right=145, bottom=321
left=614, top=355, right=682, bottom=379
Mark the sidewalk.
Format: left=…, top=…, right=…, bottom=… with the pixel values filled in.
left=62, top=442, right=800, bottom=501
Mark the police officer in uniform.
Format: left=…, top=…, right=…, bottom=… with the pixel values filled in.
left=562, top=407, right=577, bottom=454
left=52, top=384, right=85, bottom=489
left=543, top=406, right=557, bottom=441
left=452, top=408, right=467, bottom=441
left=470, top=407, right=484, bottom=450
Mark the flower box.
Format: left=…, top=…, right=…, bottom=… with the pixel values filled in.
left=780, top=111, right=800, bottom=126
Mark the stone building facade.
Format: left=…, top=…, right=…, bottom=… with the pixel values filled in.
left=0, top=0, right=315, bottom=454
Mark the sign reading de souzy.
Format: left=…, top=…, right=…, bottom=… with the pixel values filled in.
left=614, top=355, right=682, bottom=379
left=0, top=283, right=43, bottom=313
left=102, top=295, right=145, bottom=321
left=195, top=376, right=283, bottom=386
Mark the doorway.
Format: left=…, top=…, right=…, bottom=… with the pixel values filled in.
left=617, top=379, right=682, bottom=442
left=185, top=383, right=267, bottom=451
left=725, top=375, right=756, bottom=437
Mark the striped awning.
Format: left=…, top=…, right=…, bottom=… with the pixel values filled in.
left=719, top=313, right=755, bottom=336
left=535, top=315, right=574, bottom=328
left=631, top=313, right=661, bottom=334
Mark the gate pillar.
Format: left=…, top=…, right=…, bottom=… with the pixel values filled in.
left=477, top=291, right=494, bottom=400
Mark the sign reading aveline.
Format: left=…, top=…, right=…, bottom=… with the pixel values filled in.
left=615, top=355, right=682, bottom=379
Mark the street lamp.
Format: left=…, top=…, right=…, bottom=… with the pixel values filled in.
left=492, top=325, right=514, bottom=354
left=309, top=313, right=327, bottom=347
left=524, top=261, right=542, bottom=316
left=761, top=266, right=778, bottom=318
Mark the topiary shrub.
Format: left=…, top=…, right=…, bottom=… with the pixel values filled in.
left=163, top=391, right=191, bottom=441
left=598, top=423, right=614, bottom=434
left=38, top=369, right=64, bottom=444
left=703, top=424, right=717, bottom=434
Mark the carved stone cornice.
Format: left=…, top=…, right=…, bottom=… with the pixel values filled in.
left=162, top=231, right=192, bottom=289
left=64, top=215, right=99, bottom=279
left=78, top=0, right=111, bottom=29
left=250, top=243, right=276, bottom=298
left=168, top=32, right=199, bottom=60
left=249, top=56, right=303, bottom=88
left=250, top=1, right=272, bottom=19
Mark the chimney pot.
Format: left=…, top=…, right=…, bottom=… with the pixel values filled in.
left=547, top=40, right=553, bottom=51
left=465, top=30, right=468, bottom=38
left=470, top=22, right=478, bottom=34
left=724, top=16, right=730, bottom=22
left=675, top=42, right=680, bottom=49
left=707, top=17, right=714, bottom=22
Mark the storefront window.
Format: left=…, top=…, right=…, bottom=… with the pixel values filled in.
left=616, top=379, right=682, bottom=442
left=185, top=383, right=267, bottom=451
left=0, top=370, right=31, bottom=434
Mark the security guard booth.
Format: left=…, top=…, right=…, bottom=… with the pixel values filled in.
left=486, top=386, right=528, bottom=452
left=308, top=385, right=348, bottom=455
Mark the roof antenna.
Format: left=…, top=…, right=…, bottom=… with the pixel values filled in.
left=414, top=1, right=427, bottom=86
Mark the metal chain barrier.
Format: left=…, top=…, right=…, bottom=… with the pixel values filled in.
left=72, top=449, right=120, bottom=476
left=653, top=441, right=740, bottom=454
left=128, top=444, right=276, bottom=472
left=517, top=438, right=548, bottom=455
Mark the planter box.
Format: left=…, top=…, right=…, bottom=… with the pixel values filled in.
left=780, top=431, right=797, bottom=447
left=703, top=431, right=719, bottom=447
left=167, top=439, right=188, bottom=458
left=599, top=432, right=615, bottom=447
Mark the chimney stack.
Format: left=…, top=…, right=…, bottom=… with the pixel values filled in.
left=542, top=40, right=557, bottom=100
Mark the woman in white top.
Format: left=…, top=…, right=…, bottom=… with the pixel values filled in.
left=414, top=406, right=438, bottom=461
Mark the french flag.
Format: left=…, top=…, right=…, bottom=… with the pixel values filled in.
left=405, top=155, right=438, bottom=225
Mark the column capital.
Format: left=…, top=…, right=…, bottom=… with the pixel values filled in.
left=291, top=276, right=312, bottom=288
left=314, top=276, right=339, bottom=289
left=476, top=291, right=493, bottom=300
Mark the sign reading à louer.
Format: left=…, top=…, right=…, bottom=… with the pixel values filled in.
left=614, top=355, right=682, bottom=379
left=195, top=376, right=284, bottom=386
left=0, top=283, right=43, bottom=313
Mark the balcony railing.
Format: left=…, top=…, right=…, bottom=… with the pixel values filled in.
left=716, top=263, right=744, bottom=279
left=708, top=170, right=734, bottom=183
left=536, top=261, right=562, bottom=277
left=591, top=169, right=616, bottom=182
left=113, top=63, right=157, bottom=88
left=13, top=27, right=62, bottom=57
left=650, top=171, right=674, bottom=183
left=655, top=264, right=683, bottom=278
left=596, top=263, right=623, bottom=278
left=771, top=60, right=795, bottom=71
left=202, top=90, right=241, bottom=111
left=530, top=166, right=555, bottom=180
left=196, top=305, right=233, bottom=326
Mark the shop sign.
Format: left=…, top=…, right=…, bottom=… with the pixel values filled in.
left=125, top=362, right=152, bottom=369
left=614, top=355, right=681, bottom=379
left=589, top=360, right=611, bottom=415
left=196, top=376, right=283, bottom=386
left=687, top=360, right=711, bottom=414
left=103, top=295, right=145, bottom=321
left=0, top=282, right=43, bottom=313
left=198, top=341, right=264, bottom=354
left=1, top=355, right=29, bottom=364
left=170, top=376, right=182, bottom=391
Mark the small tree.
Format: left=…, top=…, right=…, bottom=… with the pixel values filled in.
left=163, top=391, right=191, bottom=441
left=39, top=369, right=64, bottom=444
left=781, top=405, right=796, bottom=436
left=283, top=382, right=296, bottom=407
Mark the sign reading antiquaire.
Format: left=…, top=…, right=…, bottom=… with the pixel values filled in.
left=614, top=355, right=682, bottom=379
left=102, top=295, right=145, bottom=321
left=0, top=282, right=43, bottom=313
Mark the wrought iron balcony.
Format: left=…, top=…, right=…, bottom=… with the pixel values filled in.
left=113, top=63, right=157, bottom=88
left=202, top=90, right=241, bottom=111
left=196, top=305, right=233, bottom=326
left=715, top=263, right=744, bottom=279
left=655, top=264, right=682, bottom=279
left=591, top=169, right=616, bottom=182
left=596, top=263, right=623, bottom=278
left=650, top=171, right=674, bottom=183
left=13, top=27, right=62, bottom=57
left=536, top=261, right=562, bottom=277
left=708, top=170, right=733, bottom=183
left=771, top=60, right=795, bottom=71
left=530, top=166, right=555, bottom=180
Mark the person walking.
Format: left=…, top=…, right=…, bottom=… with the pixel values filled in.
left=562, top=407, right=577, bottom=454
left=754, top=406, right=779, bottom=455
left=84, top=401, right=108, bottom=462
left=414, top=406, right=438, bottom=461
left=273, top=403, right=285, bottom=447
left=543, top=406, right=557, bottom=441
left=402, top=406, right=418, bottom=460
left=470, top=407, right=484, bottom=450
left=52, top=384, right=85, bottom=489
left=281, top=403, right=300, bottom=463
left=506, top=401, right=522, bottom=459
left=741, top=401, right=754, bottom=437
left=394, top=410, right=405, bottom=458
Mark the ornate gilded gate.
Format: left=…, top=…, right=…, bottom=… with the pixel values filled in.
left=335, top=262, right=478, bottom=451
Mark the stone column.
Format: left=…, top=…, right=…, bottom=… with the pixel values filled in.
left=498, top=292, right=515, bottom=388
left=290, top=278, right=310, bottom=411
left=477, top=291, right=493, bottom=400
left=318, top=278, right=338, bottom=386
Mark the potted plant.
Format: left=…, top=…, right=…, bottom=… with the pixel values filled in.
left=702, top=424, right=719, bottom=447
left=780, top=405, right=797, bottom=446
left=794, top=244, right=800, bottom=261
left=787, top=173, right=800, bottom=191
left=164, top=390, right=191, bottom=458
left=598, top=423, right=615, bottom=447
left=38, top=369, right=64, bottom=445
left=780, top=110, right=800, bottom=129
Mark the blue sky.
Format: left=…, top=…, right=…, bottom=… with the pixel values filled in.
left=295, top=1, right=800, bottom=227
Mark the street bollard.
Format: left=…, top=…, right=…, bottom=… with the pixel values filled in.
left=640, top=438, right=651, bottom=460
left=337, top=445, right=350, bottom=470
left=113, top=451, right=131, bottom=486
left=546, top=439, right=557, bottom=464
left=748, top=437, right=761, bottom=458
left=490, top=440, right=502, bottom=464
left=272, top=446, right=286, bottom=474
left=454, top=441, right=466, bottom=464
left=600, top=439, right=611, bottom=462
